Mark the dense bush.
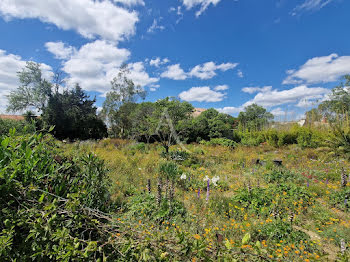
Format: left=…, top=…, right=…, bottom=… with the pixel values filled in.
left=0, top=130, right=115, bottom=261
left=0, top=119, right=36, bottom=136
left=200, top=138, right=236, bottom=148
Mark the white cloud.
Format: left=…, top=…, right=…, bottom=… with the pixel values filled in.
left=237, top=69, right=244, bottom=78
left=179, top=86, right=226, bottom=102
left=161, top=61, right=238, bottom=80
left=270, top=107, right=287, bottom=117
left=189, top=62, right=238, bottom=80
left=0, top=0, right=139, bottom=42
left=113, top=0, right=145, bottom=6
left=45, top=41, right=76, bottom=60
left=214, top=85, right=229, bottom=91
left=242, top=86, right=272, bottom=94
left=291, top=0, right=334, bottom=16
left=161, top=64, right=187, bottom=80
left=217, top=85, right=330, bottom=116
left=243, top=85, right=330, bottom=108
left=147, top=18, right=165, bottom=33
left=169, top=6, right=183, bottom=23
left=149, top=57, right=170, bottom=67
left=283, top=54, right=350, bottom=84
left=216, top=106, right=242, bottom=115
left=181, top=0, right=222, bottom=17
left=59, top=40, right=157, bottom=94
left=127, top=62, right=159, bottom=87
left=149, top=84, right=160, bottom=92
left=0, top=49, right=53, bottom=113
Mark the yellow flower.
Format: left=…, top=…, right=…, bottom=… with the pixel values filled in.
left=193, top=234, right=201, bottom=240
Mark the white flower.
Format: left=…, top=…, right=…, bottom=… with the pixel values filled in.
left=212, top=176, right=220, bottom=186
left=203, top=175, right=210, bottom=182
left=180, top=173, right=187, bottom=180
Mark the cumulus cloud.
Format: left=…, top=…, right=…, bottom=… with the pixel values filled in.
left=242, top=86, right=272, bottom=94
left=0, top=49, right=53, bottom=113
left=161, top=64, right=187, bottom=80
left=216, top=106, right=242, bottom=115
left=149, top=57, right=170, bottom=67
left=57, top=40, right=157, bottom=94
left=237, top=69, right=244, bottom=78
left=45, top=41, right=76, bottom=60
left=291, top=0, right=335, bottom=16
left=214, top=85, right=229, bottom=91
left=244, top=85, right=329, bottom=108
left=283, top=54, right=350, bottom=85
left=270, top=107, right=288, bottom=117
left=189, top=62, right=238, bottom=79
left=161, top=61, right=237, bottom=80
left=181, top=0, right=222, bottom=17
left=179, top=86, right=226, bottom=102
left=0, top=0, right=139, bottom=42
left=127, top=62, right=159, bottom=87
left=217, top=85, right=330, bottom=116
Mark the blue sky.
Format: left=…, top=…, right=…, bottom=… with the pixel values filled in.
left=0, top=0, right=349, bottom=120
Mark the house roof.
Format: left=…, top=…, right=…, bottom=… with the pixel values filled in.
left=0, top=114, right=25, bottom=121
left=192, top=108, right=206, bottom=117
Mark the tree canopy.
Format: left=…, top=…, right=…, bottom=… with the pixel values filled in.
left=238, top=103, right=274, bottom=131
left=7, top=62, right=107, bottom=140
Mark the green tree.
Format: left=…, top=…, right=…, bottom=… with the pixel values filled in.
left=130, top=102, right=157, bottom=143
left=42, top=84, right=107, bottom=140
left=317, top=75, right=350, bottom=123
left=152, top=97, right=194, bottom=152
left=102, top=64, right=146, bottom=137
left=7, top=62, right=53, bottom=113
left=238, top=104, right=273, bottom=131
left=190, top=108, right=235, bottom=142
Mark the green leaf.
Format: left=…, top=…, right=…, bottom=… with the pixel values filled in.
left=241, top=233, right=251, bottom=245
left=225, top=239, right=232, bottom=250
left=1, top=137, right=10, bottom=148
left=255, top=241, right=261, bottom=249
left=39, top=193, right=45, bottom=203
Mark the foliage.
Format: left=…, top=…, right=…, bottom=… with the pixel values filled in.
left=238, top=103, right=274, bottom=131
left=102, top=64, right=146, bottom=137
left=42, top=84, right=107, bottom=140
left=6, top=62, right=107, bottom=141
left=324, top=124, right=350, bottom=159
left=0, top=119, right=36, bottom=136
left=0, top=130, right=115, bottom=261
left=6, top=62, right=52, bottom=113
left=200, top=138, right=236, bottom=148
left=189, top=108, right=236, bottom=142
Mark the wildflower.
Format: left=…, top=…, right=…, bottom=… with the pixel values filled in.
left=180, top=173, right=187, bottom=180
left=206, top=178, right=210, bottom=202
left=193, top=234, right=201, bottom=240
left=203, top=175, right=209, bottom=182
left=212, top=176, right=220, bottom=186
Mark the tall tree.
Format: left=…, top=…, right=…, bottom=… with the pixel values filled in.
left=102, top=64, right=146, bottom=137
left=7, top=62, right=52, bottom=113
left=238, top=104, right=273, bottom=131
left=42, top=84, right=107, bottom=140
left=152, top=97, right=194, bottom=152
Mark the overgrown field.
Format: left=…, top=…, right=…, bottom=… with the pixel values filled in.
left=1, top=131, right=350, bottom=261
left=73, top=138, right=350, bottom=261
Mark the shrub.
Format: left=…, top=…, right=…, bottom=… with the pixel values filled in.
left=0, top=130, right=115, bottom=261
left=200, top=138, right=236, bottom=148
left=253, top=220, right=309, bottom=243
left=0, top=119, right=36, bottom=136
